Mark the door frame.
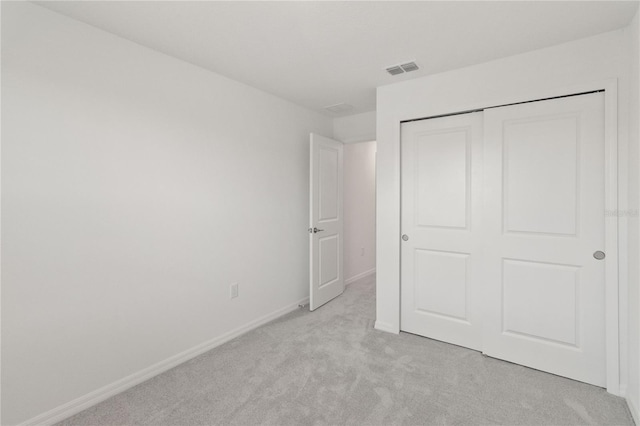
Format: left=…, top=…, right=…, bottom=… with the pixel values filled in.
left=388, top=79, right=622, bottom=395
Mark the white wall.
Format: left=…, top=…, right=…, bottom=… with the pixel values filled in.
left=333, top=111, right=376, bottom=144
left=1, top=3, right=333, bottom=425
left=343, top=141, right=376, bottom=283
left=627, top=8, right=640, bottom=424
left=375, top=28, right=632, bottom=389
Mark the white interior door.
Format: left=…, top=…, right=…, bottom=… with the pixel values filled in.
left=483, top=92, right=606, bottom=387
left=400, top=112, right=484, bottom=350
left=310, top=133, right=344, bottom=311
left=400, top=92, right=607, bottom=387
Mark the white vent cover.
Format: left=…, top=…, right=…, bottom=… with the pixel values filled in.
left=401, top=62, right=419, bottom=72
left=386, top=66, right=404, bottom=76
left=323, top=103, right=354, bottom=114
left=386, top=61, right=419, bottom=76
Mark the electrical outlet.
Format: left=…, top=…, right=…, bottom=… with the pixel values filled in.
left=230, top=283, right=239, bottom=299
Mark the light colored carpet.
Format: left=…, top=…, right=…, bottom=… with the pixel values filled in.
left=58, top=274, right=633, bottom=426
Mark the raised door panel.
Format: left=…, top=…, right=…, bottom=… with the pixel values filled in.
left=319, top=235, right=339, bottom=288
left=502, top=259, right=579, bottom=347
left=504, top=115, right=578, bottom=236
left=414, top=250, right=469, bottom=322
left=319, top=147, right=339, bottom=222
left=414, top=130, right=469, bottom=229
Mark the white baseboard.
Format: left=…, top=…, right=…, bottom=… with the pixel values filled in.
left=619, top=384, right=628, bottom=398
left=374, top=320, right=399, bottom=334
left=20, top=297, right=309, bottom=426
left=628, top=396, right=640, bottom=426
left=345, top=268, right=376, bottom=285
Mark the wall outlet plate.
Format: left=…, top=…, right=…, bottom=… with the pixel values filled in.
left=230, top=283, right=239, bottom=299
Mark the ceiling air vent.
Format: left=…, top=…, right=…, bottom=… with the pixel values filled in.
left=386, top=61, right=419, bottom=76
left=386, top=65, right=404, bottom=76
left=323, top=103, right=354, bottom=115
left=401, top=62, right=419, bottom=73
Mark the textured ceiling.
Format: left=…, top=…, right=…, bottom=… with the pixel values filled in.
left=35, top=1, right=639, bottom=116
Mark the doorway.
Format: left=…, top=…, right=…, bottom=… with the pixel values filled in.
left=309, top=135, right=377, bottom=311
left=344, top=140, right=377, bottom=285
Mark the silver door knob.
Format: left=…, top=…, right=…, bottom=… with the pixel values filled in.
left=313, top=227, right=324, bottom=234
left=402, top=234, right=409, bottom=241
left=593, top=251, right=605, bottom=260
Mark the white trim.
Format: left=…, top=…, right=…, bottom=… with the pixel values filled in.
left=385, top=117, right=402, bottom=336
left=374, top=320, right=399, bottom=334
left=392, top=78, right=623, bottom=395
left=337, top=134, right=376, bottom=145
left=619, top=384, right=628, bottom=398
left=628, top=396, right=640, bottom=425
left=0, top=1, right=4, bottom=423
left=345, top=268, right=376, bottom=285
left=602, top=80, right=620, bottom=396
left=19, top=297, right=309, bottom=426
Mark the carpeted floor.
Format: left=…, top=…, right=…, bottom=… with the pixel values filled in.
left=58, top=274, right=633, bottom=425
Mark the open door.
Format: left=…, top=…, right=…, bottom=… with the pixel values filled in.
left=309, top=133, right=344, bottom=311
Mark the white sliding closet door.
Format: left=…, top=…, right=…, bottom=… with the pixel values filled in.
left=483, top=93, right=606, bottom=387
left=400, top=92, right=607, bottom=387
left=400, top=112, right=484, bottom=350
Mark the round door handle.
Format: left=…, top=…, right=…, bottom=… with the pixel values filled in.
left=593, top=251, right=606, bottom=260
left=402, top=234, right=409, bottom=241
left=313, top=227, right=324, bottom=234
